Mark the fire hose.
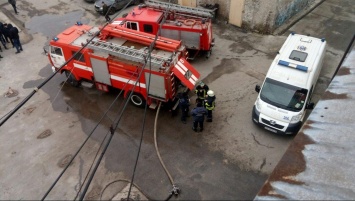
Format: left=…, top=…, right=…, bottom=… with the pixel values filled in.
left=154, top=102, right=180, bottom=200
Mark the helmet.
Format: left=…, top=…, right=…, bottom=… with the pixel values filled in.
left=199, top=82, right=205, bottom=87
left=207, top=90, right=214, bottom=97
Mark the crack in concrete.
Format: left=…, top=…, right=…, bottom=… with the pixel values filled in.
left=260, top=158, right=266, bottom=170
left=252, top=133, right=274, bottom=149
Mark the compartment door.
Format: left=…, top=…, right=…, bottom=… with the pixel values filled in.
left=90, top=57, right=111, bottom=85
left=172, top=58, right=200, bottom=90
left=145, top=73, right=166, bottom=100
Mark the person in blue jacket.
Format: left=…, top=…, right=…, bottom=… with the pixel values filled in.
left=179, top=92, right=190, bottom=124
left=191, top=100, right=207, bottom=132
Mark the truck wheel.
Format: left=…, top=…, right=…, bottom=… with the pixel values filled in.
left=130, top=93, right=146, bottom=107
left=65, top=71, right=80, bottom=87
left=206, top=49, right=212, bottom=59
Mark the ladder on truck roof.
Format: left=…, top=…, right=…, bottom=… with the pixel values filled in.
left=144, top=0, right=215, bottom=19
left=87, top=38, right=175, bottom=69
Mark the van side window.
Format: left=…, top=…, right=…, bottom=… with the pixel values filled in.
left=289, top=50, right=308, bottom=62
left=72, top=51, right=85, bottom=63
left=143, top=24, right=153, bottom=33
left=127, top=22, right=138, bottom=31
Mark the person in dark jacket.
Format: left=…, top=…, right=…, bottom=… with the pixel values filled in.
left=102, top=2, right=111, bottom=22
left=8, top=24, right=22, bottom=53
left=179, top=92, right=190, bottom=124
left=195, top=82, right=209, bottom=103
left=8, top=0, right=18, bottom=14
left=5, top=23, right=14, bottom=47
left=191, top=101, right=207, bottom=132
left=0, top=22, right=8, bottom=50
left=205, top=90, right=216, bottom=122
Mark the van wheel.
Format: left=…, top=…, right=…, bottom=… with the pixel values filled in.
left=130, top=93, right=146, bottom=107
left=65, top=71, right=80, bottom=87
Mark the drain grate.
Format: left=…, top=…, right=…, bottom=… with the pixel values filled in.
left=58, top=154, right=73, bottom=168
left=37, top=129, right=52, bottom=139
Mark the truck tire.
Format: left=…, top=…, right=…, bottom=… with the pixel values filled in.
left=65, top=71, right=80, bottom=87
left=130, top=93, right=146, bottom=108
left=206, top=49, right=212, bottom=58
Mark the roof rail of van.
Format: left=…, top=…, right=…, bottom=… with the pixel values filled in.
left=278, top=60, right=308, bottom=72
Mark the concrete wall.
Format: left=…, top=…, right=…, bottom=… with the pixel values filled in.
left=241, top=0, right=315, bottom=33
left=159, top=0, right=315, bottom=34
left=241, top=0, right=277, bottom=33
left=274, top=0, right=315, bottom=26
left=198, top=0, right=315, bottom=33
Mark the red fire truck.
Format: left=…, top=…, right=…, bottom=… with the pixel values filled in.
left=47, top=22, right=200, bottom=109
left=112, top=0, right=216, bottom=59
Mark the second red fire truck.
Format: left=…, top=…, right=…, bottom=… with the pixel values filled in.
left=47, top=22, right=200, bottom=109
left=112, top=0, right=217, bottom=59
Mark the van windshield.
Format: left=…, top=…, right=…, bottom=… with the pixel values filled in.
left=260, top=78, right=308, bottom=112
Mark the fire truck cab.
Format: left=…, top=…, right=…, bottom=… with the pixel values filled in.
left=113, top=0, right=216, bottom=59
left=47, top=22, right=200, bottom=109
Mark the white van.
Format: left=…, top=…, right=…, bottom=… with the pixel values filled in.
left=252, top=33, right=326, bottom=135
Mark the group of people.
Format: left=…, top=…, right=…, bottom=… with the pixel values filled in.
left=179, top=82, right=216, bottom=132
left=0, top=22, right=23, bottom=59
left=0, top=0, right=22, bottom=59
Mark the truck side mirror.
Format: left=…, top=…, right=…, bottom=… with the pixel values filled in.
left=306, top=102, right=314, bottom=109
left=255, top=85, right=260, bottom=93
left=43, top=45, right=49, bottom=56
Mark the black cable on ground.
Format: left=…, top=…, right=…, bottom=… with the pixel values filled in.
left=41, top=88, right=125, bottom=201
left=78, top=60, right=152, bottom=200
left=78, top=9, right=159, bottom=197
left=126, top=1, right=180, bottom=200
left=0, top=0, right=136, bottom=127
left=42, top=49, right=141, bottom=200
left=0, top=31, right=97, bottom=127
left=41, top=6, right=141, bottom=196
left=72, top=130, right=110, bottom=201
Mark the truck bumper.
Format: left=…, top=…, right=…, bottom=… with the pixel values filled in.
left=252, top=106, right=302, bottom=135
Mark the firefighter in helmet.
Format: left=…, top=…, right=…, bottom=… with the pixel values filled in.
left=195, top=82, right=209, bottom=103
left=205, top=90, right=216, bottom=122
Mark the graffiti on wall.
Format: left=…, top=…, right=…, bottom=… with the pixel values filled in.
left=275, top=0, right=311, bottom=26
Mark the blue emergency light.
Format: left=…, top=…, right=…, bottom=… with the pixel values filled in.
left=278, top=60, right=308, bottom=72
left=76, top=21, right=83, bottom=26
left=52, top=37, right=59, bottom=41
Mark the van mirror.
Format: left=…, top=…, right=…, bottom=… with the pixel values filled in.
left=255, top=85, right=260, bottom=93
left=306, top=102, right=315, bottom=109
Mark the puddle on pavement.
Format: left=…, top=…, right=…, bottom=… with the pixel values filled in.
left=25, top=10, right=89, bottom=38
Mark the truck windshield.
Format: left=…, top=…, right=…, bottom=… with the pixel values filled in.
left=260, top=78, right=308, bottom=112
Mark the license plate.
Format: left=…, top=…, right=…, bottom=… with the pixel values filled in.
left=264, top=126, right=277, bottom=133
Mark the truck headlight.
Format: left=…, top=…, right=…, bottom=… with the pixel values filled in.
left=255, top=98, right=261, bottom=112
left=291, top=113, right=302, bottom=123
